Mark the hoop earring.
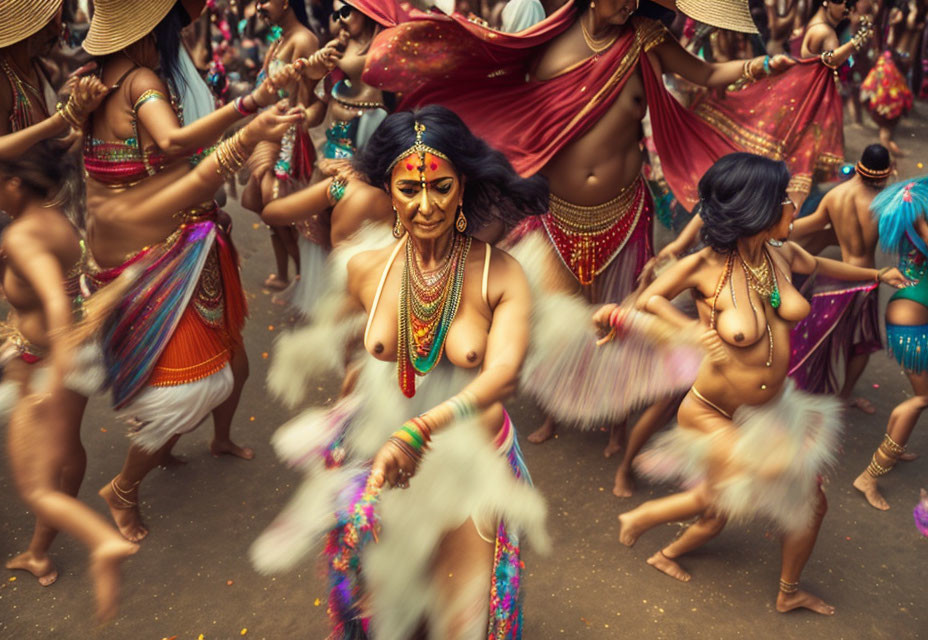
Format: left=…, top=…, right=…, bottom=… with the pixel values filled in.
left=392, top=206, right=406, bottom=238
left=455, top=206, right=468, bottom=233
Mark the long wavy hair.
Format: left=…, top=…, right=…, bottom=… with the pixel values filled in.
left=354, top=106, right=549, bottom=234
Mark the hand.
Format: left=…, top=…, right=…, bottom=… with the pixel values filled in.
left=302, top=39, right=344, bottom=80
left=251, top=59, right=307, bottom=107
left=765, top=54, right=795, bottom=75
left=592, top=303, right=619, bottom=340
left=57, top=61, right=99, bottom=101
left=68, top=76, right=111, bottom=121
left=243, top=102, right=304, bottom=144
left=699, top=327, right=728, bottom=364
left=370, top=439, right=419, bottom=489
left=878, top=267, right=913, bottom=288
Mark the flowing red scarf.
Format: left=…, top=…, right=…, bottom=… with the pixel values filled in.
left=363, top=5, right=843, bottom=208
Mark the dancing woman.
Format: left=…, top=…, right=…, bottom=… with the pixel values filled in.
left=253, top=106, right=550, bottom=639
left=603, top=153, right=908, bottom=614
left=0, top=141, right=137, bottom=621
left=853, top=177, right=928, bottom=510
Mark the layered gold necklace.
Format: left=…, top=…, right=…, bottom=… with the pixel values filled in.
left=581, top=13, right=620, bottom=53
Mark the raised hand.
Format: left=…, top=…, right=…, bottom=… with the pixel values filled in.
left=370, top=439, right=419, bottom=490
left=243, top=103, right=305, bottom=144
left=251, top=59, right=308, bottom=107
left=302, top=35, right=346, bottom=80
left=70, top=76, right=111, bottom=121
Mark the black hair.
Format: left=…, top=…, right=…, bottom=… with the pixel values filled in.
left=292, top=0, right=312, bottom=30
left=153, top=1, right=193, bottom=92
left=0, top=140, right=74, bottom=201
left=573, top=0, right=674, bottom=23
left=697, top=152, right=791, bottom=253
left=859, top=143, right=891, bottom=184
left=354, top=105, right=549, bottom=233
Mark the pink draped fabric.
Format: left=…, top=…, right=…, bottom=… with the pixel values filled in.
left=363, top=5, right=844, bottom=208
left=344, top=0, right=414, bottom=27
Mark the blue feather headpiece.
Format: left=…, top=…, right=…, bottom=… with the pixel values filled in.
left=872, top=176, right=928, bottom=257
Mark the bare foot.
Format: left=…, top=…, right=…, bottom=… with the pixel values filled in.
left=157, top=451, right=187, bottom=468
left=210, top=439, right=255, bottom=460
left=263, top=274, right=289, bottom=291
left=776, top=588, right=835, bottom=615
left=646, top=550, right=691, bottom=582
left=603, top=438, right=623, bottom=459
left=901, top=451, right=918, bottom=462
left=527, top=418, right=556, bottom=444
left=98, top=481, right=149, bottom=542
left=852, top=472, right=890, bottom=511
left=6, top=551, right=58, bottom=586
left=613, top=467, right=635, bottom=498
left=849, top=397, right=876, bottom=414
left=90, top=538, right=138, bottom=622
left=617, top=512, right=642, bottom=547
left=889, top=141, right=906, bottom=157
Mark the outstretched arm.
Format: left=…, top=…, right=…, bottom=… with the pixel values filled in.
left=653, top=35, right=794, bottom=89
left=781, top=241, right=909, bottom=286
left=97, top=104, right=304, bottom=227
left=790, top=194, right=832, bottom=240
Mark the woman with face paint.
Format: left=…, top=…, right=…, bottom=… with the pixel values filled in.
left=253, top=106, right=550, bottom=639
left=599, top=153, right=909, bottom=615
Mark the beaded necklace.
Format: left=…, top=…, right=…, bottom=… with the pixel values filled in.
left=397, top=232, right=472, bottom=397
left=0, top=57, right=47, bottom=131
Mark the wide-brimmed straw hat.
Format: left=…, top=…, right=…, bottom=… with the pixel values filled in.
left=675, top=0, right=759, bottom=34
left=0, top=0, right=62, bottom=49
left=83, top=0, right=178, bottom=56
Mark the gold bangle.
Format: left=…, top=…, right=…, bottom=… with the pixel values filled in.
left=56, top=101, right=81, bottom=129
left=778, top=579, right=799, bottom=594
left=820, top=50, right=838, bottom=70
left=876, top=266, right=890, bottom=283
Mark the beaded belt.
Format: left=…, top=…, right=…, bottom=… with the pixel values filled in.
left=542, top=176, right=647, bottom=286
left=0, top=321, right=46, bottom=364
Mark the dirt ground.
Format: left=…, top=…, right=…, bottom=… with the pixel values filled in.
left=1, top=108, right=927, bottom=640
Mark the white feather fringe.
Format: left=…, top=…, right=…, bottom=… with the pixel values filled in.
left=277, top=237, right=329, bottom=317
left=636, top=380, right=843, bottom=533
left=0, top=380, right=19, bottom=423
left=266, top=224, right=393, bottom=408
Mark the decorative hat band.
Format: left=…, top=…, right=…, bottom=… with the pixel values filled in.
left=855, top=161, right=892, bottom=180
left=386, top=122, right=451, bottom=176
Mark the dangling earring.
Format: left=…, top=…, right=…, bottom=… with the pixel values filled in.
left=283, top=0, right=290, bottom=10
left=590, top=0, right=595, bottom=7
left=393, top=206, right=406, bottom=238
left=455, top=206, right=468, bottom=233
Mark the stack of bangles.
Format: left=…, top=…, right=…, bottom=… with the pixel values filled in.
left=389, top=417, right=432, bottom=462
left=214, top=130, right=248, bottom=180
left=740, top=55, right=772, bottom=86
left=388, top=391, right=478, bottom=461
left=233, top=94, right=259, bottom=116
left=328, top=176, right=348, bottom=205
left=56, top=98, right=83, bottom=129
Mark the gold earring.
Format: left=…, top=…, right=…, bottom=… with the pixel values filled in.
left=455, top=206, right=467, bottom=233
left=392, top=206, right=405, bottom=238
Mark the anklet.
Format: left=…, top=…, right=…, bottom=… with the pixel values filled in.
left=110, top=478, right=139, bottom=508
left=778, top=579, right=800, bottom=594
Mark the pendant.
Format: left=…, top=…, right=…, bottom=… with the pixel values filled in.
left=769, top=287, right=781, bottom=310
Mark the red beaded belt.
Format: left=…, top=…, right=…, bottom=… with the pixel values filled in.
left=542, top=176, right=647, bottom=286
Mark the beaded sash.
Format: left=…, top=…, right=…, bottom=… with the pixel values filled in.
left=542, top=176, right=647, bottom=286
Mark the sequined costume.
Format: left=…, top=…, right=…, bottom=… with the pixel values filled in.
left=872, top=178, right=928, bottom=374
left=251, top=231, right=548, bottom=640
left=861, top=51, right=914, bottom=122
left=0, top=56, right=54, bottom=131
left=81, top=81, right=247, bottom=451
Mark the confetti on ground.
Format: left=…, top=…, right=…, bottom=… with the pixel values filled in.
left=268, top=325, right=275, bottom=331
left=252, top=223, right=261, bottom=229
left=9, top=576, right=16, bottom=582
left=918, top=163, right=924, bottom=169
left=241, top=629, right=248, bottom=636
left=314, top=598, right=321, bottom=606
left=100, top=428, right=107, bottom=433
left=873, top=383, right=880, bottom=389
left=261, top=352, right=269, bottom=359
left=198, top=635, right=205, bottom=640
left=249, top=416, right=255, bottom=422
left=227, top=580, right=234, bottom=586
left=846, top=536, right=852, bottom=541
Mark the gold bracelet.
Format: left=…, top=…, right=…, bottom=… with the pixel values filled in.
left=820, top=50, right=838, bottom=70
left=56, top=101, right=82, bottom=129
left=778, top=579, right=800, bottom=595
left=876, top=266, right=890, bottom=283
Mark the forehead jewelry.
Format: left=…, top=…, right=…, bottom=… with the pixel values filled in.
left=386, top=122, right=452, bottom=182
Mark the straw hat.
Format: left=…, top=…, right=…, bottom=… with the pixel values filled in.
left=675, top=0, right=759, bottom=34
left=0, top=0, right=62, bottom=49
left=83, top=0, right=178, bottom=56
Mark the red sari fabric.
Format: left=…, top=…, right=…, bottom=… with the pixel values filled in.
left=364, top=6, right=844, bottom=208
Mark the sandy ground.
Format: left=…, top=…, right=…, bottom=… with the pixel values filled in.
left=1, top=107, right=927, bottom=640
